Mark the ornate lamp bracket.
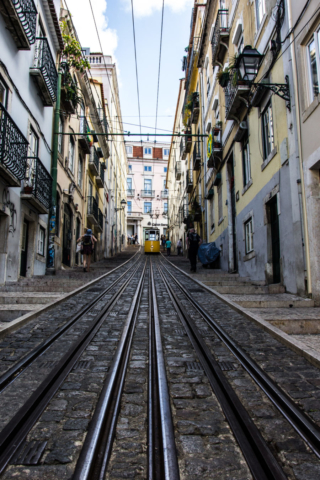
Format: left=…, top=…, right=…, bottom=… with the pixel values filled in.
left=253, top=75, right=291, bottom=111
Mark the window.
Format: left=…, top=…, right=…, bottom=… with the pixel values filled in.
left=127, top=201, right=132, bottom=213
left=237, top=34, right=244, bottom=54
left=144, top=202, right=152, bottom=214
left=127, top=177, right=132, bottom=190
left=144, top=166, right=152, bottom=172
left=26, top=127, right=39, bottom=182
left=144, top=147, right=152, bottom=156
left=163, top=149, right=169, bottom=157
left=255, top=0, right=265, bottom=29
left=58, top=116, right=63, bottom=154
left=262, top=101, right=274, bottom=159
left=245, top=218, right=254, bottom=254
left=144, top=179, right=152, bottom=191
left=0, top=77, right=9, bottom=109
left=69, top=136, right=75, bottom=172
left=128, top=165, right=132, bottom=172
left=242, top=136, right=251, bottom=187
left=218, top=184, right=223, bottom=220
left=126, top=146, right=133, bottom=155
left=308, top=32, right=320, bottom=100
left=210, top=198, right=215, bottom=230
left=88, top=179, right=93, bottom=198
left=38, top=226, right=45, bottom=255
left=78, top=155, right=83, bottom=188
left=164, top=167, right=167, bottom=172
left=206, top=63, right=211, bottom=96
left=164, top=202, right=168, bottom=213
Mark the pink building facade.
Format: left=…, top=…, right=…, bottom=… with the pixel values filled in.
left=126, top=141, right=170, bottom=244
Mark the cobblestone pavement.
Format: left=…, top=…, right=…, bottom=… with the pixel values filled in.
left=0, top=253, right=320, bottom=479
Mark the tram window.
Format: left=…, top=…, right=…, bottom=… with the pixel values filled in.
left=145, top=232, right=149, bottom=241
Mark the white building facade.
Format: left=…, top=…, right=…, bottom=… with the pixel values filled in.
left=0, top=0, right=62, bottom=283
left=126, top=141, right=170, bottom=244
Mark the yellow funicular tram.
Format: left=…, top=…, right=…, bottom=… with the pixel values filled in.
left=144, top=228, right=160, bottom=254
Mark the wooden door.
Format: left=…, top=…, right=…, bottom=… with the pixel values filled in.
left=20, top=220, right=29, bottom=277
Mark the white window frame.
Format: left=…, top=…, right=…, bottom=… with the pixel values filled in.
left=69, top=136, right=75, bottom=172
left=307, top=30, right=320, bottom=102
left=127, top=177, right=132, bottom=190
left=144, top=179, right=152, bottom=191
left=164, top=202, right=168, bottom=213
left=255, top=0, right=266, bottom=30
left=127, top=201, right=132, bottom=213
left=261, top=100, right=274, bottom=159
left=38, top=226, right=45, bottom=255
left=163, top=149, right=169, bottom=157
left=144, top=201, right=152, bottom=214
left=144, top=166, right=152, bottom=172
left=245, top=218, right=254, bottom=254
left=242, top=136, right=251, bottom=186
left=0, top=76, right=9, bottom=109
left=128, top=164, right=132, bottom=172
left=144, top=147, right=152, bottom=157
left=126, top=145, right=133, bottom=156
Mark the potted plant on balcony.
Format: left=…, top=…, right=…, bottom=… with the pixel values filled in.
left=213, top=121, right=223, bottom=136
left=217, top=68, right=230, bottom=88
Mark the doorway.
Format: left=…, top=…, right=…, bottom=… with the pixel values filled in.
left=62, top=204, right=72, bottom=266
left=227, top=155, right=238, bottom=272
left=269, top=196, right=281, bottom=283
left=20, top=219, right=29, bottom=277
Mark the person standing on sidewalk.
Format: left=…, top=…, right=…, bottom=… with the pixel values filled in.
left=177, top=238, right=182, bottom=256
left=187, top=228, right=202, bottom=272
left=166, top=237, right=172, bottom=256
left=77, top=228, right=96, bottom=272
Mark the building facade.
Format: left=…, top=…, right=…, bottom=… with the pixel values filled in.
left=126, top=141, right=170, bottom=244
left=0, top=0, right=62, bottom=283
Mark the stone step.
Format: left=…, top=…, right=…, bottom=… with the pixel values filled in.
left=224, top=294, right=314, bottom=309
left=212, top=285, right=286, bottom=295
left=0, top=304, right=40, bottom=323
left=247, top=308, right=320, bottom=334
left=0, top=292, right=64, bottom=305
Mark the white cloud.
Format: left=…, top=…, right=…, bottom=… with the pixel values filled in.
left=121, top=0, right=193, bottom=18
left=65, top=0, right=118, bottom=57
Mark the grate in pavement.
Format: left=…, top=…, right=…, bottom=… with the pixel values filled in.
left=11, top=440, right=47, bottom=465
left=39, top=361, right=58, bottom=369
left=219, top=362, right=238, bottom=371
left=73, top=360, right=92, bottom=370
left=186, top=361, right=204, bottom=372
left=174, top=328, right=186, bottom=335
left=199, top=329, right=215, bottom=337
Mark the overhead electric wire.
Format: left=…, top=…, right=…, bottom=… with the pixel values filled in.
left=154, top=0, right=165, bottom=143
left=130, top=0, right=143, bottom=142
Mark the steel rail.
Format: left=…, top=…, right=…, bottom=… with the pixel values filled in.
left=150, top=261, right=180, bottom=480
left=73, top=260, right=147, bottom=480
left=0, top=259, right=144, bottom=474
left=156, top=261, right=286, bottom=480
left=0, top=251, right=141, bottom=394
left=160, top=257, right=320, bottom=459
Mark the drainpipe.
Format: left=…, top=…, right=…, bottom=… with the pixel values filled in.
left=287, top=0, right=311, bottom=294
left=46, top=69, right=62, bottom=274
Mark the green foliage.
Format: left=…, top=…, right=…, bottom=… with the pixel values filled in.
left=60, top=21, right=90, bottom=72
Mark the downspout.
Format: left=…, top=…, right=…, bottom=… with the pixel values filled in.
left=287, top=0, right=311, bottom=294
left=47, top=69, right=62, bottom=274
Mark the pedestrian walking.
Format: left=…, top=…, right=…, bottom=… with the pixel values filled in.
left=77, top=228, right=96, bottom=272
left=166, top=238, right=172, bottom=256
left=177, top=238, right=182, bottom=256
left=161, top=235, right=166, bottom=252
left=135, top=233, right=138, bottom=245
left=132, top=234, right=135, bottom=245
left=187, top=228, right=202, bottom=273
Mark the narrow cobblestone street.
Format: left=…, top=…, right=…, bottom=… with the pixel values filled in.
left=0, top=250, right=320, bottom=479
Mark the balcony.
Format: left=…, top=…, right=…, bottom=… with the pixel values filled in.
left=30, top=37, right=58, bottom=106
left=0, top=102, right=28, bottom=186
left=95, top=208, right=103, bottom=233
left=98, top=107, right=108, bottom=137
left=141, top=190, right=155, bottom=198
left=79, top=117, right=91, bottom=154
left=207, top=139, right=222, bottom=169
left=61, top=67, right=78, bottom=115
left=180, top=137, right=187, bottom=160
left=161, top=190, right=169, bottom=199
left=224, top=69, right=250, bottom=120
left=190, top=92, right=200, bottom=125
left=21, top=157, right=52, bottom=214
left=127, top=211, right=142, bottom=219
left=211, top=10, right=230, bottom=67
left=87, top=196, right=98, bottom=225
left=186, top=169, right=193, bottom=193
left=192, top=195, right=202, bottom=222
left=127, top=189, right=135, bottom=196
left=89, top=146, right=99, bottom=176
left=0, top=0, right=37, bottom=50
left=193, top=142, right=201, bottom=171
left=175, top=161, right=181, bottom=180
left=96, top=163, right=105, bottom=189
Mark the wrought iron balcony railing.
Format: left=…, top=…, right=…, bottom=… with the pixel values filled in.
left=30, top=37, right=58, bottom=106
left=96, top=162, right=105, bottom=189
left=190, top=92, right=200, bottom=125
left=175, top=161, right=181, bottom=180
left=193, top=141, right=201, bottom=171
left=186, top=169, right=193, bottom=193
left=180, top=137, right=186, bottom=160
left=79, top=117, right=91, bottom=154
left=98, top=208, right=103, bottom=231
left=21, top=156, right=52, bottom=213
left=0, top=102, right=28, bottom=186
left=161, top=190, right=169, bottom=198
left=127, top=189, right=135, bottom=196
left=224, top=68, right=250, bottom=120
left=89, top=146, right=99, bottom=176
left=185, top=37, right=200, bottom=97
left=211, top=10, right=229, bottom=67
left=141, top=190, right=155, bottom=197
left=98, top=107, right=109, bottom=136
left=87, top=196, right=99, bottom=223
left=0, top=0, right=37, bottom=49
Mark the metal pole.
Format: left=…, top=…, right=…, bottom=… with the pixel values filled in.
left=47, top=70, right=62, bottom=274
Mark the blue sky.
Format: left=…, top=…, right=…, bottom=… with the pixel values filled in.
left=66, top=0, right=193, bottom=139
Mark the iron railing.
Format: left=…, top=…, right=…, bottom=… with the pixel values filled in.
left=98, top=208, right=103, bottom=230
left=13, top=0, right=37, bottom=45
left=127, top=189, right=135, bottom=196
left=87, top=196, right=98, bottom=220
left=79, top=116, right=91, bottom=153
left=161, top=190, right=169, bottom=198
left=211, top=10, right=229, bottom=66
left=193, top=141, right=201, bottom=170
left=98, top=107, right=108, bottom=136
left=33, top=37, right=58, bottom=103
left=23, top=156, right=52, bottom=210
left=141, top=190, right=155, bottom=197
left=180, top=137, right=186, bottom=159
left=90, top=146, right=99, bottom=173
left=225, top=68, right=241, bottom=119
left=0, top=102, right=28, bottom=182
